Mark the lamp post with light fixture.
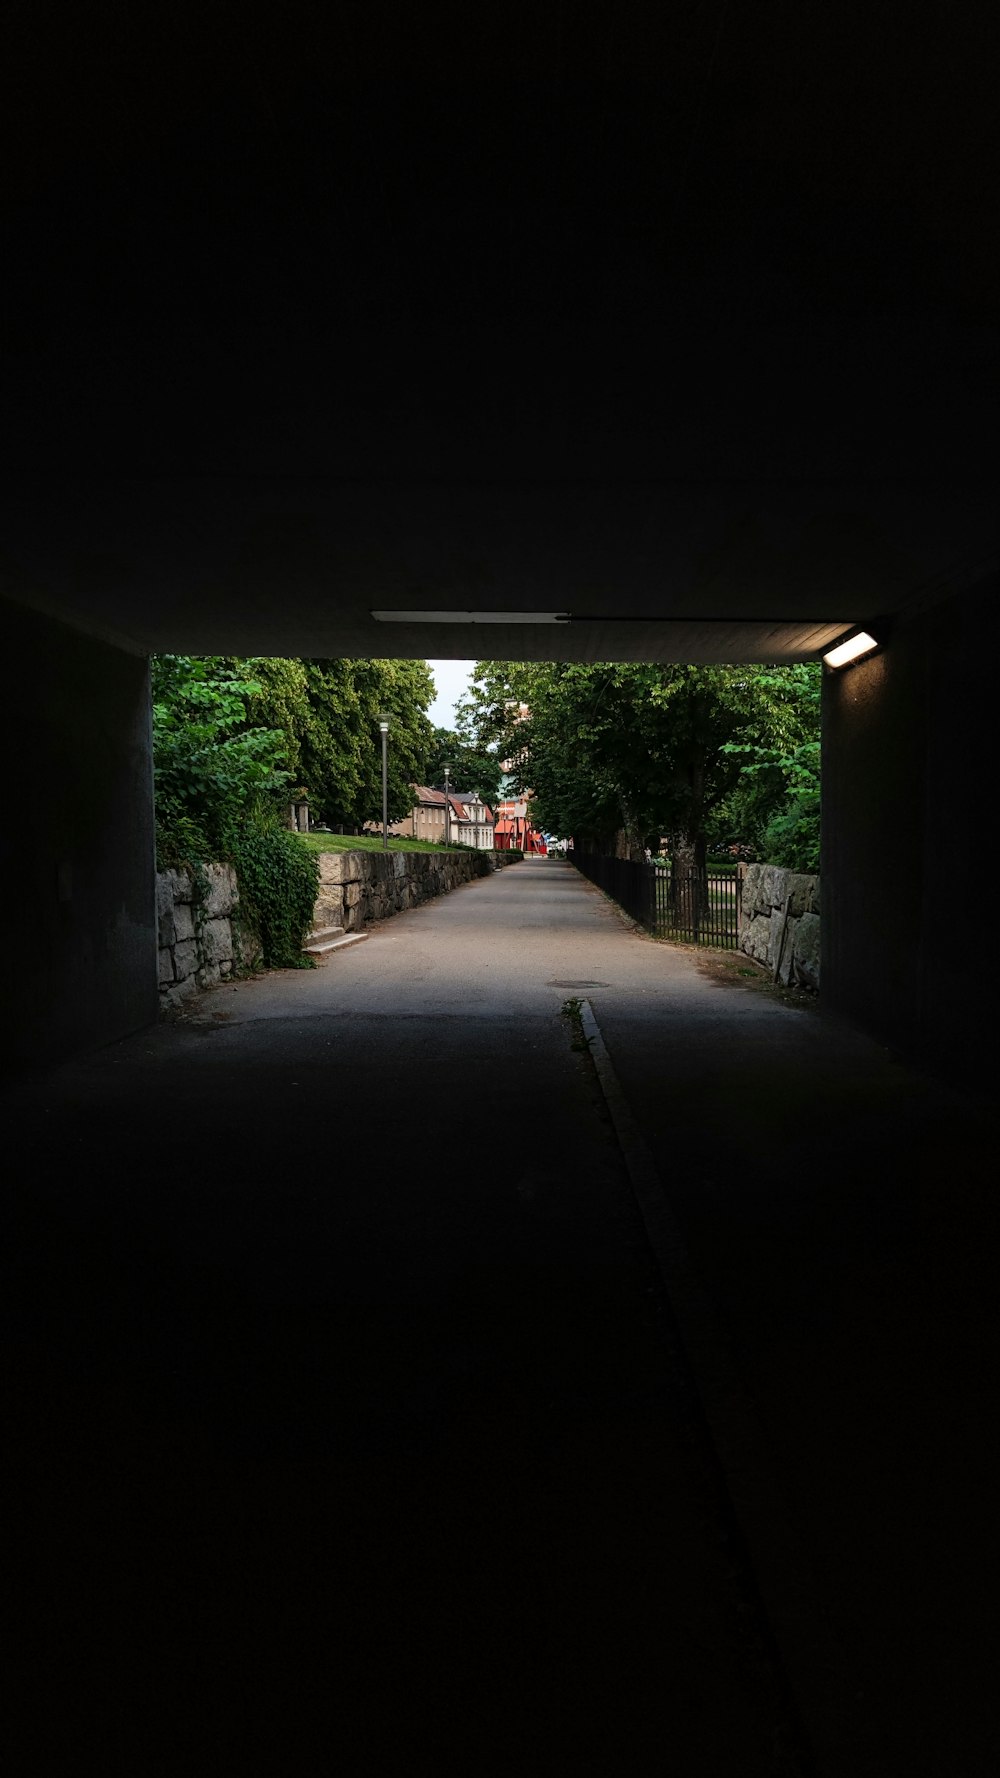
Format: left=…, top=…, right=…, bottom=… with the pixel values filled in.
left=377, top=714, right=390, bottom=851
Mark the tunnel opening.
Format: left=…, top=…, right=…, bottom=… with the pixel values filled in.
left=3, top=616, right=997, bottom=1777
left=146, top=646, right=823, bottom=987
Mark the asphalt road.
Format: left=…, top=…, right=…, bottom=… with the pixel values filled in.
left=4, top=857, right=997, bottom=1775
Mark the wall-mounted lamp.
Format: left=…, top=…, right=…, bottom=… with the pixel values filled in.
left=822, top=629, right=881, bottom=670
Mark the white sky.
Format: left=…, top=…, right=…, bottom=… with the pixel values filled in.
left=426, top=659, right=475, bottom=729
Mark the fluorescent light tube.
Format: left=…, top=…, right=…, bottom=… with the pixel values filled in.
left=371, top=610, right=571, bottom=624
left=822, top=631, right=879, bottom=669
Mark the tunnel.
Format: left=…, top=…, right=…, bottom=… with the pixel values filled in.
left=2, top=6, right=998, bottom=1773
left=1, top=487, right=996, bottom=1083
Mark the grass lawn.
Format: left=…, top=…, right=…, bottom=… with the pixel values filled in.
left=296, top=832, right=464, bottom=856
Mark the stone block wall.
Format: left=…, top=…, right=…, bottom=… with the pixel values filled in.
left=738, top=863, right=821, bottom=989
left=157, top=848, right=523, bottom=1011
left=311, top=847, right=517, bottom=935
left=157, top=864, right=244, bottom=1010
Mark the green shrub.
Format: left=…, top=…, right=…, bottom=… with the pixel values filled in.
left=761, top=785, right=821, bottom=874
left=226, top=811, right=320, bottom=968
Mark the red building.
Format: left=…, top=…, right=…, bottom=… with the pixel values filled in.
left=493, top=796, right=546, bottom=854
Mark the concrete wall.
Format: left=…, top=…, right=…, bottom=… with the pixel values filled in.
left=0, top=597, right=157, bottom=1071
left=822, top=571, right=998, bottom=1087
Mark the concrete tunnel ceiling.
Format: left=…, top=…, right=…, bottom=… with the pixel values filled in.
left=2, top=3, right=996, bottom=662
left=5, top=477, right=994, bottom=665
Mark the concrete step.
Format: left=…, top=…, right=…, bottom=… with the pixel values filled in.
left=303, top=927, right=368, bottom=960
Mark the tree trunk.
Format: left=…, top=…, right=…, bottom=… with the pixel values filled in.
left=616, top=801, right=645, bottom=862
left=667, top=754, right=709, bottom=929
left=670, top=832, right=700, bottom=877
left=669, top=830, right=708, bottom=931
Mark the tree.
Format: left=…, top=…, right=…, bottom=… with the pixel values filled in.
left=294, top=659, right=366, bottom=824
left=424, top=725, right=503, bottom=804
left=241, top=656, right=313, bottom=785
left=461, top=660, right=821, bottom=871
left=230, top=656, right=436, bottom=830
left=713, top=666, right=822, bottom=870
left=152, top=654, right=293, bottom=860
left=298, top=658, right=434, bottom=827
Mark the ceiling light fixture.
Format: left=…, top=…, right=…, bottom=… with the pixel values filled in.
left=371, top=610, right=571, bottom=624
left=373, top=611, right=856, bottom=636
left=821, top=630, right=881, bottom=670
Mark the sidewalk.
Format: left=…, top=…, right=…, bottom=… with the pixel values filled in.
left=4, top=857, right=997, bottom=1774
left=4, top=861, right=802, bottom=1776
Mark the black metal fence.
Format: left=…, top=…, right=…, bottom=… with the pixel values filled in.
left=573, top=854, right=741, bottom=948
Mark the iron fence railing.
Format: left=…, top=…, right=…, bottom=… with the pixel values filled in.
left=573, top=854, right=741, bottom=948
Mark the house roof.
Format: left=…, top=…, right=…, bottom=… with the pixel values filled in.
left=407, top=786, right=494, bottom=822
left=450, top=795, right=494, bottom=822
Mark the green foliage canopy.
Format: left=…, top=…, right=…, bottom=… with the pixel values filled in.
left=297, top=658, right=434, bottom=827
left=715, top=666, right=821, bottom=871
left=461, top=660, right=821, bottom=867
left=152, top=653, right=437, bottom=848
left=152, top=655, right=294, bottom=859
left=423, top=724, right=503, bottom=805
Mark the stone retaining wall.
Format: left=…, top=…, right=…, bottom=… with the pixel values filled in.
left=157, top=849, right=523, bottom=1011
left=311, top=847, right=519, bottom=934
left=157, top=863, right=243, bottom=1010
left=738, top=863, right=821, bottom=989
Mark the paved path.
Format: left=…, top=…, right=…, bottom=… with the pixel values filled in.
left=4, top=858, right=998, bottom=1775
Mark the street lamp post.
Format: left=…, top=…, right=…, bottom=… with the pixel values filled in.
left=443, top=763, right=451, bottom=844
left=377, top=714, right=390, bottom=851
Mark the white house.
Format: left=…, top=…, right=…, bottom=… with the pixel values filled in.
left=448, top=792, right=495, bottom=850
